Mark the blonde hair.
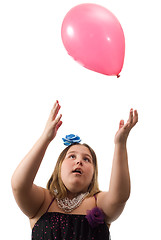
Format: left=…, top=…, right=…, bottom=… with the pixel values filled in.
left=47, top=143, right=100, bottom=199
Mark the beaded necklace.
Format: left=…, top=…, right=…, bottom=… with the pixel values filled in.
left=56, top=192, right=89, bottom=213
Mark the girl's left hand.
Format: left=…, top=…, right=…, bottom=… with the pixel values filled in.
left=114, top=109, right=138, bottom=145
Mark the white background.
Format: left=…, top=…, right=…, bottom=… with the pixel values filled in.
left=0, top=0, right=161, bottom=239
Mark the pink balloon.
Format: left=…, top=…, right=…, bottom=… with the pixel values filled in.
left=61, top=3, right=125, bottom=76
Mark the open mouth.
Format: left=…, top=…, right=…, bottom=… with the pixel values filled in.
left=72, top=168, right=82, bottom=175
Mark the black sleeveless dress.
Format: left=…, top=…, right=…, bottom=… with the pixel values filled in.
left=32, top=195, right=111, bottom=240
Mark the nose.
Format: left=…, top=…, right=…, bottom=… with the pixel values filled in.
left=76, top=158, right=83, bottom=166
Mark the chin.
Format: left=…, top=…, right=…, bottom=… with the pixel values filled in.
left=63, top=179, right=89, bottom=195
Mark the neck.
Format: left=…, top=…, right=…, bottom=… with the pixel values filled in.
left=67, top=191, right=87, bottom=199
left=67, top=192, right=80, bottom=199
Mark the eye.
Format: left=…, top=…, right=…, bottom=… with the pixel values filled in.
left=69, top=154, right=76, bottom=159
left=84, top=157, right=90, bottom=163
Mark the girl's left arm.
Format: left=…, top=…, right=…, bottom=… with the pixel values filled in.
left=97, top=109, right=138, bottom=223
left=109, top=141, right=130, bottom=204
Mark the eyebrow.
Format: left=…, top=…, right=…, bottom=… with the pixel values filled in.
left=67, top=151, right=92, bottom=160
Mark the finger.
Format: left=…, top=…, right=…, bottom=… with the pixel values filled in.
left=50, top=100, right=58, bottom=117
left=51, top=100, right=58, bottom=112
left=124, top=109, right=133, bottom=128
left=132, top=109, right=138, bottom=127
left=128, top=108, right=133, bottom=124
left=123, top=109, right=133, bottom=130
left=55, top=120, right=63, bottom=132
left=50, top=100, right=61, bottom=120
left=52, top=114, right=62, bottom=127
left=119, top=120, right=124, bottom=129
left=124, top=109, right=138, bottom=130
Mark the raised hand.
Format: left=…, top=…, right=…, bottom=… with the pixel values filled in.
left=42, top=100, right=62, bottom=142
left=114, top=109, right=138, bottom=145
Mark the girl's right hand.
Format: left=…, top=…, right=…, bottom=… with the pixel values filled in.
left=42, top=100, right=62, bottom=142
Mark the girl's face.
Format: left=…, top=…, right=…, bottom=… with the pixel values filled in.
left=61, top=145, right=94, bottom=196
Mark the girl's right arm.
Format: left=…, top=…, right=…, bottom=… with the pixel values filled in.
left=11, top=101, right=62, bottom=219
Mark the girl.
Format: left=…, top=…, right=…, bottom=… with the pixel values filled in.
left=11, top=100, right=138, bottom=239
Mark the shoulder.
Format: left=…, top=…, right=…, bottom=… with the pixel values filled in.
left=96, top=191, right=126, bottom=224
left=36, top=188, right=54, bottom=214
left=29, top=188, right=53, bottom=229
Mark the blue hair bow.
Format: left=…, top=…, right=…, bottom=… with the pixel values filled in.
left=62, top=134, right=81, bottom=146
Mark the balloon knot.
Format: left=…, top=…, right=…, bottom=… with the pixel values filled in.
left=117, top=74, right=120, bottom=78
